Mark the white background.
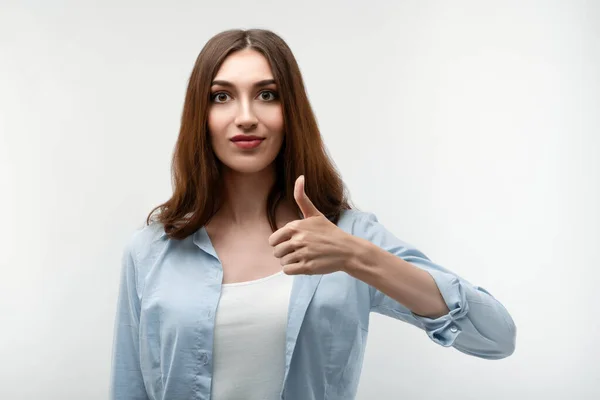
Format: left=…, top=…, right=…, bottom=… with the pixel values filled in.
left=1, top=0, right=598, bottom=399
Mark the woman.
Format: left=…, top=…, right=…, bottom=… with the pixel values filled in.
left=110, top=29, right=516, bottom=400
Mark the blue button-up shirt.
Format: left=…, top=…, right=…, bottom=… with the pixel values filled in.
left=110, top=209, right=516, bottom=400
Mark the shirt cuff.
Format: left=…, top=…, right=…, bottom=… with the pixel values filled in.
left=409, top=266, right=470, bottom=347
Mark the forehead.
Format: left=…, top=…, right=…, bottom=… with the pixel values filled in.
left=213, top=48, right=274, bottom=83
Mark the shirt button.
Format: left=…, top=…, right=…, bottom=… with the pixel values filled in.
left=200, top=353, right=209, bottom=365
left=450, top=325, right=458, bottom=333
left=206, top=310, right=212, bottom=319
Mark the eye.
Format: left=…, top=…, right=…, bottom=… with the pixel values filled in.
left=259, top=90, right=278, bottom=101
left=211, top=92, right=230, bottom=103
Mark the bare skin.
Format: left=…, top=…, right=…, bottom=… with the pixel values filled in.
left=206, top=198, right=299, bottom=284
left=205, top=48, right=296, bottom=284
left=204, top=48, right=449, bottom=318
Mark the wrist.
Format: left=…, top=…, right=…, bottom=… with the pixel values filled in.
left=344, top=236, right=375, bottom=276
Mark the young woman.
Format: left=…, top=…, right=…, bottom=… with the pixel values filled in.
left=110, top=29, right=516, bottom=400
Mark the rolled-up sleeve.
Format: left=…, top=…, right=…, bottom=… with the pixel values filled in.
left=109, top=237, right=150, bottom=399
left=358, top=212, right=516, bottom=360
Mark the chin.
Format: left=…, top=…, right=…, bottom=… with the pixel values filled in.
left=221, top=158, right=276, bottom=175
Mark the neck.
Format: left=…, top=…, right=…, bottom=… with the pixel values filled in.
left=217, top=165, right=277, bottom=226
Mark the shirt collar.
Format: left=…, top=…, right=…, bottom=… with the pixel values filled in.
left=158, top=225, right=219, bottom=261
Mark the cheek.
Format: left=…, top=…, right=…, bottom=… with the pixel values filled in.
left=262, top=106, right=284, bottom=135
left=207, top=109, right=228, bottom=139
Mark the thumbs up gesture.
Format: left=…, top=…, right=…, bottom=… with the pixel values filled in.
left=269, top=175, right=358, bottom=275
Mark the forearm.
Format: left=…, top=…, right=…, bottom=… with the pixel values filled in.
left=345, top=237, right=450, bottom=319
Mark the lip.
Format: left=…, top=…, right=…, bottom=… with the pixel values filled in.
left=230, top=135, right=265, bottom=142
left=230, top=135, right=264, bottom=142
left=230, top=135, right=265, bottom=149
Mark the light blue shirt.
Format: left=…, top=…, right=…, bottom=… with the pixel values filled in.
left=110, top=209, right=516, bottom=400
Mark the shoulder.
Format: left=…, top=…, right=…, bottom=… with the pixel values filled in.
left=120, top=221, right=172, bottom=296
left=338, top=208, right=379, bottom=226
left=124, top=221, right=169, bottom=266
left=337, top=209, right=380, bottom=235
left=338, top=208, right=416, bottom=250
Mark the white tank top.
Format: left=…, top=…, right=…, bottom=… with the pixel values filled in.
left=210, top=271, right=294, bottom=400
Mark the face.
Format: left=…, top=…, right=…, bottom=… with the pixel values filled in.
left=208, top=48, right=284, bottom=175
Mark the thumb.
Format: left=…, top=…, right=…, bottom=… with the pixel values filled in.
left=294, top=175, right=321, bottom=218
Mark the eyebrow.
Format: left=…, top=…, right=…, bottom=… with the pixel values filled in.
left=210, top=79, right=276, bottom=88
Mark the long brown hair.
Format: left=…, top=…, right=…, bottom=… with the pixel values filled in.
left=147, top=29, right=351, bottom=240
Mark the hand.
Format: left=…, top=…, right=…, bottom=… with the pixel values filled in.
left=268, top=175, right=358, bottom=275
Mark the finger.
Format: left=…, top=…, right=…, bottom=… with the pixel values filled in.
left=272, top=239, right=298, bottom=259
left=268, top=225, right=294, bottom=247
left=282, top=262, right=312, bottom=276
left=279, top=247, right=305, bottom=266
left=294, top=175, right=321, bottom=218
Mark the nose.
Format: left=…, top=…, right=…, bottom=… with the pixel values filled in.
left=234, top=99, right=258, bottom=130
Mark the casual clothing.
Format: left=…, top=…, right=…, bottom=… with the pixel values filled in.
left=110, top=209, right=516, bottom=400
left=211, top=271, right=293, bottom=399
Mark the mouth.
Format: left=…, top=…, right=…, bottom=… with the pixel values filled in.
left=230, top=135, right=265, bottom=149
left=230, top=135, right=265, bottom=142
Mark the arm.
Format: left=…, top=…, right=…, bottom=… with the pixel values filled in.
left=347, top=238, right=451, bottom=318
left=109, top=238, right=150, bottom=399
left=347, top=212, right=516, bottom=360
